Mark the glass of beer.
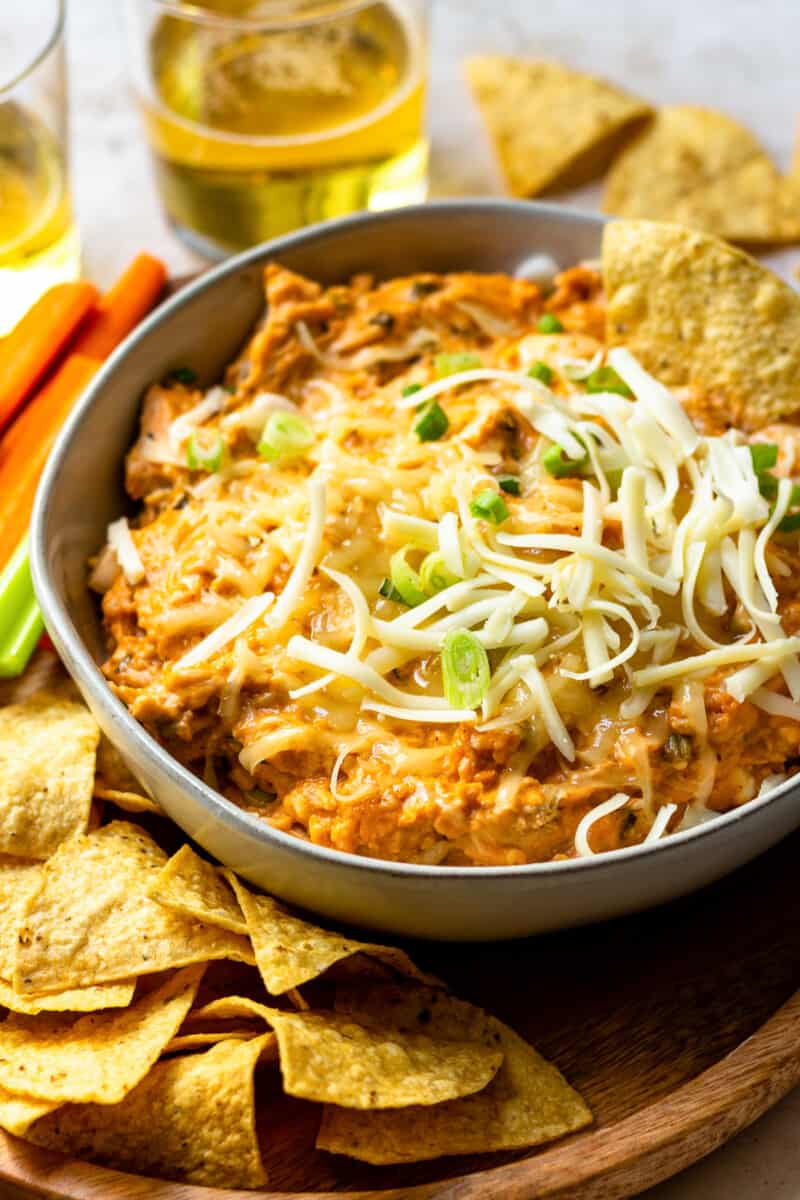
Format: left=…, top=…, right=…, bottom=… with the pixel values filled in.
left=125, top=0, right=430, bottom=259
left=0, top=0, right=79, bottom=333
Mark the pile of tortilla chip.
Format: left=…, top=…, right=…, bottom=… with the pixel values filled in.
left=0, top=690, right=591, bottom=1189
left=466, top=56, right=800, bottom=245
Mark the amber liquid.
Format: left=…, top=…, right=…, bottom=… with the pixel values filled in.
left=0, top=101, right=79, bottom=333
left=142, top=1, right=428, bottom=256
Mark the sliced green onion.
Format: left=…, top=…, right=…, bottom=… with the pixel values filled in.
left=469, top=489, right=509, bottom=525
left=536, top=313, right=563, bottom=334
left=527, top=361, right=554, bottom=385
left=779, top=510, right=800, bottom=533
left=543, top=441, right=589, bottom=477
left=389, top=548, right=427, bottom=606
left=585, top=366, right=633, bottom=397
left=419, top=552, right=460, bottom=596
left=402, top=383, right=422, bottom=398
left=413, top=401, right=449, bottom=442
left=441, top=629, right=490, bottom=709
left=434, top=352, right=481, bottom=378
left=379, top=577, right=405, bottom=603
left=604, top=467, right=624, bottom=496
left=257, top=411, right=315, bottom=461
left=166, top=366, right=197, bottom=386
left=750, top=444, right=779, bottom=473
left=498, top=475, right=521, bottom=495
left=186, top=432, right=225, bottom=473
left=761, top=476, right=800, bottom=505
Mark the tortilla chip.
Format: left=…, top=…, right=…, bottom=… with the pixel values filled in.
left=602, top=219, right=800, bottom=430
left=14, top=823, right=254, bottom=995
left=318, top=982, right=591, bottom=1162
left=0, top=858, right=42, bottom=978
left=147, top=845, right=247, bottom=935
left=604, top=106, right=800, bottom=243
left=0, top=693, right=99, bottom=859
left=224, top=872, right=438, bottom=995
left=318, top=1016, right=590, bottom=1163
left=0, top=1088, right=59, bottom=1137
left=94, top=737, right=161, bottom=814
left=186, top=995, right=275, bottom=1024
left=333, top=979, right=493, bottom=1043
left=465, top=56, right=650, bottom=197
left=267, top=1008, right=503, bottom=1109
left=0, top=964, right=203, bottom=1104
left=27, top=1035, right=270, bottom=1189
left=164, top=1029, right=262, bottom=1053
left=0, top=857, right=134, bottom=1012
left=0, top=976, right=135, bottom=1016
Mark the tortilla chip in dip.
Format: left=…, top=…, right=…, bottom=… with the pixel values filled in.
left=267, top=1007, right=503, bottom=1109
left=0, top=965, right=203, bottom=1104
left=0, top=693, right=99, bottom=859
left=147, top=845, right=247, bottom=935
left=318, top=1014, right=591, bottom=1163
left=26, top=1034, right=271, bottom=1189
left=465, top=56, right=650, bottom=197
left=602, top=219, right=800, bottom=430
left=604, top=106, right=800, bottom=243
left=13, top=822, right=254, bottom=994
left=224, top=871, right=438, bottom=994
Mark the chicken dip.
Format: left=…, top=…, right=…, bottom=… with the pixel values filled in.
left=94, top=221, right=800, bottom=867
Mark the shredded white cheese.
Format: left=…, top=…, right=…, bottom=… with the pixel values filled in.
left=107, top=518, right=146, bottom=587
left=574, top=793, right=630, bottom=856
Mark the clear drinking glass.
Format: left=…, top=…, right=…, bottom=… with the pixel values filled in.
left=0, top=0, right=79, bottom=333
left=124, top=0, right=430, bottom=259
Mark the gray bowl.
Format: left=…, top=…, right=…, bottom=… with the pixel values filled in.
left=30, top=200, right=800, bottom=941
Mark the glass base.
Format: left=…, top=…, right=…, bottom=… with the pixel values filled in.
left=156, top=139, right=429, bottom=261
left=0, top=223, right=80, bottom=334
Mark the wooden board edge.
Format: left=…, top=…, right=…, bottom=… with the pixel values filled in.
left=0, top=990, right=798, bottom=1200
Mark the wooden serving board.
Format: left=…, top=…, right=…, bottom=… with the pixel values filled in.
left=1, top=649, right=800, bottom=1199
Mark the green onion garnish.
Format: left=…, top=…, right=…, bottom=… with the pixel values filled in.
left=779, top=511, right=800, bottom=534
left=257, top=411, right=315, bottom=461
left=758, top=473, right=778, bottom=500
left=434, top=352, right=481, bottom=378
left=419, top=552, right=460, bottom=596
left=585, top=366, right=633, bottom=397
left=166, top=366, right=197, bottom=386
left=543, top=441, right=588, bottom=477
left=402, top=383, right=422, bottom=398
left=527, top=361, right=554, bottom=385
left=186, top=432, right=225, bottom=473
left=441, top=629, right=490, bottom=709
left=379, top=577, right=405, bottom=603
left=536, top=313, right=564, bottom=334
left=413, top=401, right=449, bottom=442
left=469, top=489, right=509, bottom=524
left=750, top=444, right=779, bottom=473
left=604, top=467, right=624, bottom=495
left=498, top=475, right=521, bottom=495
left=389, top=548, right=427, bottom=607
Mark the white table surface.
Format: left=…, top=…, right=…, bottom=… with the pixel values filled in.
left=61, top=1, right=800, bottom=1197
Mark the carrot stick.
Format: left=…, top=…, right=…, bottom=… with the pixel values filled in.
left=72, top=254, right=167, bottom=360
left=0, top=281, right=98, bottom=434
left=0, top=355, right=99, bottom=569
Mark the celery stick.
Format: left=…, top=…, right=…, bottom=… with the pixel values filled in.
left=0, top=537, right=32, bottom=647
left=0, top=594, right=44, bottom=678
